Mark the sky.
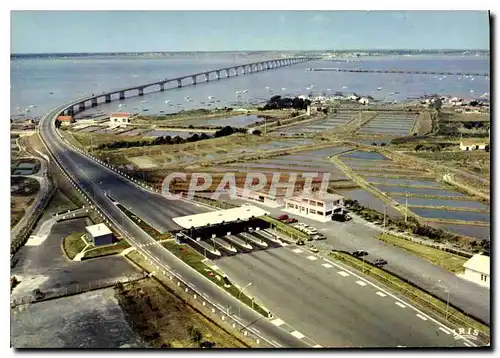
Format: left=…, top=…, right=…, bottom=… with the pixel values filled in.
left=10, top=11, right=490, bottom=53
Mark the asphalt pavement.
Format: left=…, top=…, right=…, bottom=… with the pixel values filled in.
left=223, top=197, right=490, bottom=325
left=215, top=246, right=472, bottom=347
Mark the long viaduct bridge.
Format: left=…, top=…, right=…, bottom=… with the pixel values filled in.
left=62, top=57, right=316, bottom=116
left=307, top=67, right=489, bottom=77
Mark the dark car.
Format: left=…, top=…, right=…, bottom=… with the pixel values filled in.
left=373, top=259, right=388, bottom=267
left=286, top=218, right=298, bottom=224
left=277, top=214, right=289, bottom=221
left=352, top=250, right=369, bottom=257
left=33, top=288, right=44, bottom=300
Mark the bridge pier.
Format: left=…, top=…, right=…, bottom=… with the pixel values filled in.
left=105, top=94, right=111, bottom=103
left=234, top=68, right=238, bottom=76
left=91, top=98, right=98, bottom=107
left=216, top=70, right=220, bottom=80
left=119, top=91, right=125, bottom=100
left=192, top=75, right=197, bottom=85
left=177, top=79, right=182, bottom=88
left=78, top=102, right=85, bottom=111
left=241, top=67, right=246, bottom=75
left=138, top=88, right=144, bottom=96
left=204, top=73, right=209, bottom=82
left=66, top=107, right=74, bottom=116
left=159, top=83, right=165, bottom=91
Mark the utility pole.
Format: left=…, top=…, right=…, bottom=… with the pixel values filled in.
left=383, top=204, right=387, bottom=233
left=405, top=193, right=408, bottom=223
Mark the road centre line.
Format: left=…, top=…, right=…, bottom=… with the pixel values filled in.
left=319, top=256, right=478, bottom=346
left=291, top=331, right=305, bottom=339
left=416, top=314, right=428, bottom=321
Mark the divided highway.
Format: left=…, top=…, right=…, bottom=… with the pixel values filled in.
left=37, top=97, right=481, bottom=347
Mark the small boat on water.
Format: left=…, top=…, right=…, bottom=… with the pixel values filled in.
left=377, top=87, right=382, bottom=91
left=140, top=100, right=148, bottom=104
left=281, top=87, right=287, bottom=91
left=208, top=96, right=215, bottom=99
left=165, top=100, right=171, bottom=104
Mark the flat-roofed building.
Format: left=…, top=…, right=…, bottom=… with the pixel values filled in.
left=461, top=254, right=490, bottom=288
left=283, top=192, right=344, bottom=222
left=460, top=140, right=489, bottom=151
left=234, top=187, right=291, bottom=208
left=85, top=223, right=114, bottom=246
left=110, top=112, right=131, bottom=127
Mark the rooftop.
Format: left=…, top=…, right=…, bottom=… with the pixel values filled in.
left=173, top=205, right=270, bottom=229
left=86, top=223, right=113, bottom=237
left=57, top=115, right=73, bottom=121
left=463, top=254, right=490, bottom=275
left=285, top=191, right=344, bottom=203
left=110, top=112, right=131, bottom=118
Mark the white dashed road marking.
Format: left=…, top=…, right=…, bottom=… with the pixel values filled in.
left=292, top=249, right=303, bottom=253
left=376, top=291, right=386, bottom=297
left=271, top=318, right=284, bottom=327
left=313, top=344, right=323, bottom=348
left=307, top=256, right=318, bottom=261
left=438, top=327, right=451, bottom=335
left=464, top=342, right=472, bottom=347
left=416, top=314, right=428, bottom=321
left=322, top=263, right=333, bottom=268
left=337, top=271, right=349, bottom=277
left=291, top=331, right=305, bottom=339
left=395, top=302, right=406, bottom=308
left=356, top=280, right=367, bottom=286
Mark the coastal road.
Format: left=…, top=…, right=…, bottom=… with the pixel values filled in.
left=38, top=100, right=483, bottom=348
left=38, top=101, right=309, bottom=348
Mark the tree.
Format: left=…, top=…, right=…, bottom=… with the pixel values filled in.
left=431, top=98, right=442, bottom=111
left=55, top=120, right=62, bottom=128
left=415, top=144, right=424, bottom=151
left=188, top=326, right=203, bottom=343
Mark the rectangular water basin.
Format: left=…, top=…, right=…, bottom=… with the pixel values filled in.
left=393, top=196, right=489, bottom=211
left=341, top=150, right=388, bottom=161
left=412, top=207, right=490, bottom=222
left=375, top=185, right=465, bottom=197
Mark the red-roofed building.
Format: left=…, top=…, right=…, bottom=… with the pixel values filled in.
left=57, top=115, right=74, bottom=126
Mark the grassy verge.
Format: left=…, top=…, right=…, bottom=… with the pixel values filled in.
left=62, top=232, right=87, bottom=259
left=82, top=239, right=130, bottom=260
left=378, top=233, right=467, bottom=273
left=329, top=250, right=490, bottom=344
left=259, top=216, right=307, bottom=241
left=115, top=278, right=248, bottom=348
left=116, top=204, right=268, bottom=317
left=125, top=251, right=256, bottom=347
left=117, top=204, right=170, bottom=241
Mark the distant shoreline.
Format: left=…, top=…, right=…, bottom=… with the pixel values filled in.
left=10, top=50, right=490, bottom=60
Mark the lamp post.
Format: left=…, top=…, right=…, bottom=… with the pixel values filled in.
left=238, top=282, right=252, bottom=318
left=435, top=280, right=451, bottom=320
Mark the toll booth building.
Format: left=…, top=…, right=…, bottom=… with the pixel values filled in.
left=85, top=223, right=114, bottom=246
left=283, top=192, right=345, bottom=222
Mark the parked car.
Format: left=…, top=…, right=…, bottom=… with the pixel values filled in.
left=33, top=288, right=44, bottom=301
left=286, top=218, right=298, bottom=224
left=352, top=250, right=369, bottom=257
left=277, top=214, right=289, bottom=221
left=373, top=259, right=388, bottom=267
left=296, top=239, right=305, bottom=246
left=312, top=234, right=326, bottom=240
